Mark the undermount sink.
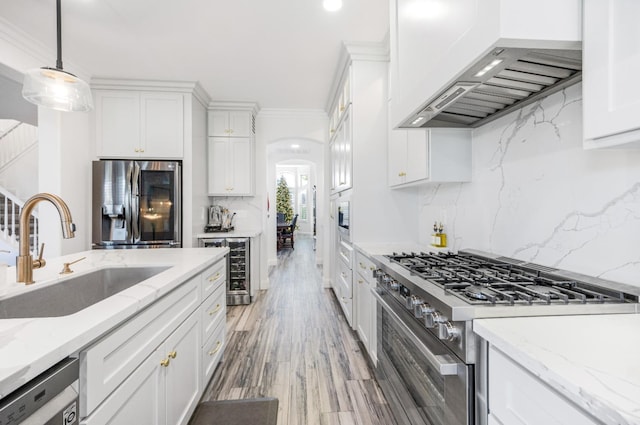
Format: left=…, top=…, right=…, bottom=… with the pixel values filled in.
left=0, top=266, right=170, bottom=319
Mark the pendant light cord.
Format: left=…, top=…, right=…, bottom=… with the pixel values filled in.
left=56, top=0, right=63, bottom=70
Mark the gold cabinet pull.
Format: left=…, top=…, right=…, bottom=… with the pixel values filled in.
left=168, top=351, right=177, bottom=359
left=358, top=279, right=364, bottom=284
left=208, top=341, right=222, bottom=356
left=209, top=304, right=222, bottom=316
left=160, top=358, right=170, bottom=367
left=208, top=272, right=221, bottom=282
left=398, top=171, right=406, bottom=177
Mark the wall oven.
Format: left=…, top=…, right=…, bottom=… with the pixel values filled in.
left=373, top=285, right=472, bottom=425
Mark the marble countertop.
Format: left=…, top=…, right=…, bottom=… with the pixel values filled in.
left=474, top=314, right=640, bottom=425
left=0, top=247, right=228, bottom=398
left=196, top=229, right=262, bottom=238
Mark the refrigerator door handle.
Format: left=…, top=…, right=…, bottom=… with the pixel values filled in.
left=132, top=162, right=141, bottom=243
left=125, top=161, right=133, bottom=242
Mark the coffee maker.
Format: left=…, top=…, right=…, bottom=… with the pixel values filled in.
left=205, top=205, right=235, bottom=232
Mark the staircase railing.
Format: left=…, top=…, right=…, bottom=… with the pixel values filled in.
left=0, top=120, right=38, bottom=172
left=0, top=186, right=38, bottom=253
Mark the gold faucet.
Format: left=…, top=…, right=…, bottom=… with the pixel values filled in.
left=16, top=193, right=75, bottom=284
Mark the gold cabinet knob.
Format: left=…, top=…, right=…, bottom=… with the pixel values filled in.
left=134, top=148, right=140, bottom=153
left=168, top=351, right=177, bottom=359
left=160, top=358, right=170, bottom=367
left=359, top=262, right=366, bottom=269
left=208, top=341, right=222, bottom=356
left=209, top=304, right=221, bottom=316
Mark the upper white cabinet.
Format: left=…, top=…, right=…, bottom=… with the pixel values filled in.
left=94, top=89, right=185, bottom=159
left=388, top=128, right=471, bottom=187
left=389, top=0, right=581, bottom=128
left=208, top=110, right=254, bottom=138
left=207, top=136, right=253, bottom=196
left=329, top=67, right=353, bottom=194
left=207, top=102, right=258, bottom=197
left=583, top=0, right=640, bottom=149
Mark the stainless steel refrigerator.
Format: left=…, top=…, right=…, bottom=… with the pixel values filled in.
left=92, top=160, right=181, bottom=249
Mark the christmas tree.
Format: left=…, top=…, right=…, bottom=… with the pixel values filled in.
left=276, top=176, right=294, bottom=222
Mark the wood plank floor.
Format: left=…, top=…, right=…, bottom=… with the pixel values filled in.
left=203, top=234, right=398, bottom=425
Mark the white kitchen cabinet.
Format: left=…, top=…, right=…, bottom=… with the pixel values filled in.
left=82, top=312, right=201, bottom=425
left=354, top=251, right=377, bottom=364
left=389, top=0, right=581, bottom=129
left=207, top=103, right=257, bottom=196
left=207, top=136, right=253, bottom=196
left=208, top=110, right=254, bottom=138
left=388, top=128, right=471, bottom=187
left=488, top=345, right=599, bottom=425
left=81, top=257, right=227, bottom=425
left=335, top=239, right=354, bottom=327
left=95, top=90, right=184, bottom=159
left=330, top=103, right=353, bottom=194
left=583, top=0, right=640, bottom=149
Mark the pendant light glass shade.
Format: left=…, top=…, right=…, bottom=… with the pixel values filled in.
left=21, top=0, right=93, bottom=112
left=22, top=67, right=93, bottom=112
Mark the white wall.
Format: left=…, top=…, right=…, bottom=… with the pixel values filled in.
left=418, top=83, right=640, bottom=287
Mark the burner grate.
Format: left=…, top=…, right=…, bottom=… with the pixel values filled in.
left=385, top=251, right=631, bottom=306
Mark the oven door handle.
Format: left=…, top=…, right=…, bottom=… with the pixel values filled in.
left=372, top=289, right=461, bottom=376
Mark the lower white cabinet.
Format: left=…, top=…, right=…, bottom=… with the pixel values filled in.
left=80, top=257, right=227, bottom=425
left=82, top=312, right=200, bottom=425
left=336, top=256, right=353, bottom=327
left=354, top=251, right=377, bottom=364
left=488, top=345, right=598, bottom=425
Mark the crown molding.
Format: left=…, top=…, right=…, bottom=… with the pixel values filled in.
left=208, top=100, right=260, bottom=115
left=258, top=108, right=327, bottom=120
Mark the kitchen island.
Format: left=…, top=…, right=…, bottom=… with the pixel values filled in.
left=0, top=247, right=227, bottom=401
left=474, top=314, right=640, bottom=425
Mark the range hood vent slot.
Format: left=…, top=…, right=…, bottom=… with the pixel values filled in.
left=402, top=47, right=582, bottom=129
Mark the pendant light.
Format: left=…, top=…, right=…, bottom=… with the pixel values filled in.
left=22, top=0, right=93, bottom=112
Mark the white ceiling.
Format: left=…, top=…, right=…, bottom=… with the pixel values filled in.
left=0, top=0, right=390, bottom=110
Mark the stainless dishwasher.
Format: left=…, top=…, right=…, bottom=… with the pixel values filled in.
left=200, top=237, right=251, bottom=305
left=0, top=357, right=79, bottom=425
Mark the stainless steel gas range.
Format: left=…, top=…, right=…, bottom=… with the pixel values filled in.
left=370, top=249, right=640, bottom=425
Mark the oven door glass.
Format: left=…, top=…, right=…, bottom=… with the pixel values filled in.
left=373, top=289, right=471, bottom=425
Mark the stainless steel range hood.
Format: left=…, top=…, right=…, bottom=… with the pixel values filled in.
left=401, top=47, right=582, bottom=129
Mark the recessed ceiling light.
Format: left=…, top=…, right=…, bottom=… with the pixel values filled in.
left=291, top=144, right=300, bottom=149
left=323, top=0, right=342, bottom=12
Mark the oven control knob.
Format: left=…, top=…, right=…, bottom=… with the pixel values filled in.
left=406, top=295, right=422, bottom=310
left=438, top=321, right=461, bottom=342
left=424, top=311, right=444, bottom=328
left=389, top=280, right=400, bottom=291
left=415, top=303, right=434, bottom=319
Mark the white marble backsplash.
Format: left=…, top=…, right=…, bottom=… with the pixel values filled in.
left=418, top=83, right=640, bottom=287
